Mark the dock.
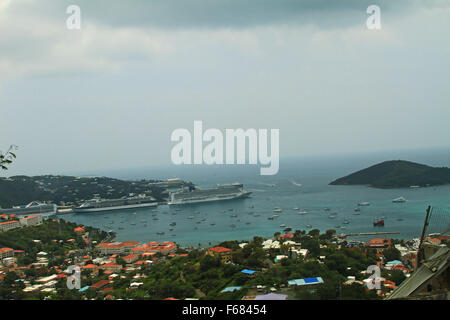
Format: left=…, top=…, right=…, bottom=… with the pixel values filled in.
left=339, top=232, right=400, bottom=238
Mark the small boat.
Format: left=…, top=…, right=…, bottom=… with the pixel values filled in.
left=188, top=216, right=194, bottom=219
left=231, top=214, right=238, bottom=217
left=157, top=231, right=165, bottom=235
left=324, top=208, right=331, bottom=211
left=306, top=224, right=312, bottom=228
left=169, top=228, right=174, bottom=231
left=328, top=215, right=336, bottom=219
left=152, top=217, right=159, bottom=220
left=196, top=221, right=201, bottom=224
left=273, top=214, right=279, bottom=218
left=352, top=212, right=360, bottom=215
left=210, top=222, right=216, bottom=226
left=245, top=222, right=251, bottom=225
left=358, top=202, right=370, bottom=206
left=169, top=222, right=176, bottom=226
left=273, top=208, right=282, bottom=213
left=373, top=218, right=384, bottom=226
left=284, top=227, right=292, bottom=232
left=393, top=197, right=406, bottom=203
left=343, top=220, right=350, bottom=225
left=130, top=222, right=136, bottom=225
left=354, top=207, right=360, bottom=212
left=268, top=216, right=274, bottom=220
left=280, top=224, right=286, bottom=228
left=298, top=211, right=308, bottom=215
left=293, top=207, right=300, bottom=210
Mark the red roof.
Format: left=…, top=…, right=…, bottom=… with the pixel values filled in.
left=208, top=247, right=232, bottom=253
left=82, top=264, right=98, bottom=269
left=0, top=220, right=19, bottom=226
left=0, top=248, right=13, bottom=254
left=91, top=280, right=110, bottom=289
left=279, top=233, right=294, bottom=239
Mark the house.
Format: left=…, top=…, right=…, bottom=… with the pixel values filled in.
left=0, top=220, right=21, bottom=232
left=0, top=248, right=14, bottom=260
left=278, top=233, right=294, bottom=240
left=99, top=262, right=123, bottom=272
left=74, top=226, right=85, bottom=235
left=96, top=241, right=140, bottom=255
left=19, top=215, right=43, bottom=227
left=366, top=238, right=392, bottom=249
left=241, top=269, right=257, bottom=276
left=123, top=254, right=139, bottom=264
left=131, top=241, right=177, bottom=256
left=207, top=247, right=232, bottom=263
left=287, top=277, right=324, bottom=287
left=386, top=247, right=449, bottom=300
left=90, top=280, right=110, bottom=290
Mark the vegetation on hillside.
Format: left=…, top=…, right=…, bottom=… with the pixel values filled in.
left=329, top=160, right=450, bottom=188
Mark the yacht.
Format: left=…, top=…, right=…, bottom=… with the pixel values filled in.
left=393, top=197, right=406, bottom=203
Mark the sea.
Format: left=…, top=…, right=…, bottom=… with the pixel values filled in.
left=62, top=147, right=450, bottom=248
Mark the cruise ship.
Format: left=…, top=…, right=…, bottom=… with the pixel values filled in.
left=0, top=201, right=57, bottom=218
left=167, top=183, right=251, bottom=205
left=73, top=194, right=158, bottom=213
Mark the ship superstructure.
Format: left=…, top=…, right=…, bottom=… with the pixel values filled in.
left=74, top=194, right=158, bottom=213
left=168, top=183, right=251, bottom=205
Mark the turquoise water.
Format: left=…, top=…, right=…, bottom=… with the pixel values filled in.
left=63, top=148, right=450, bottom=247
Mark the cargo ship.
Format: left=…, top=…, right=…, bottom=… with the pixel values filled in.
left=73, top=194, right=158, bottom=213
left=0, top=201, right=57, bottom=218
left=167, top=183, right=251, bottom=205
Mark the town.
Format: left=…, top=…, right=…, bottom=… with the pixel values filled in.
left=1, top=214, right=447, bottom=300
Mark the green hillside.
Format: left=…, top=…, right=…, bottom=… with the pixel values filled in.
left=329, top=160, right=450, bottom=188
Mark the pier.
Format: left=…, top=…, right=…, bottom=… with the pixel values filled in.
left=339, top=231, right=400, bottom=238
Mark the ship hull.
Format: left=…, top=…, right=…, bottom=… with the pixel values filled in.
left=73, top=202, right=158, bottom=213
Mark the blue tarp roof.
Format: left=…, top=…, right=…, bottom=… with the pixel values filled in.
left=79, top=286, right=90, bottom=292
left=287, top=277, right=324, bottom=286
left=241, top=269, right=257, bottom=274
left=221, top=286, right=242, bottom=293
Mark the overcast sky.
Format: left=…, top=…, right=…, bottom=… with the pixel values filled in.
left=1, top=0, right=449, bottom=176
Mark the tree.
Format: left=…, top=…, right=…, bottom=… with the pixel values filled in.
left=383, top=247, right=401, bottom=262
left=0, top=145, right=17, bottom=171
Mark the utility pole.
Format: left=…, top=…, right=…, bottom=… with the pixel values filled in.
left=417, top=206, right=431, bottom=269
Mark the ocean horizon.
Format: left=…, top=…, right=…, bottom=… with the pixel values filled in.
left=60, top=146, right=450, bottom=247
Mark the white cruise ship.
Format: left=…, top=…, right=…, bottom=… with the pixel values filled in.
left=0, top=201, right=57, bottom=218
left=74, top=194, right=158, bottom=213
left=168, top=183, right=251, bottom=205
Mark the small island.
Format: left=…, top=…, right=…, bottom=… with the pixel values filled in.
left=329, top=160, right=450, bottom=188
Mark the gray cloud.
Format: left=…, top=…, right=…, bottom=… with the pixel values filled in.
left=9, top=0, right=450, bottom=30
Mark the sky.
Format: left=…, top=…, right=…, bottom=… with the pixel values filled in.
left=1, top=0, right=450, bottom=176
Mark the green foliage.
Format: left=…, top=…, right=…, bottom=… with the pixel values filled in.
left=330, top=160, right=450, bottom=188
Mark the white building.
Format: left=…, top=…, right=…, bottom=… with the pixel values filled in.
left=20, top=215, right=43, bottom=227
left=0, top=220, right=21, bottom=232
